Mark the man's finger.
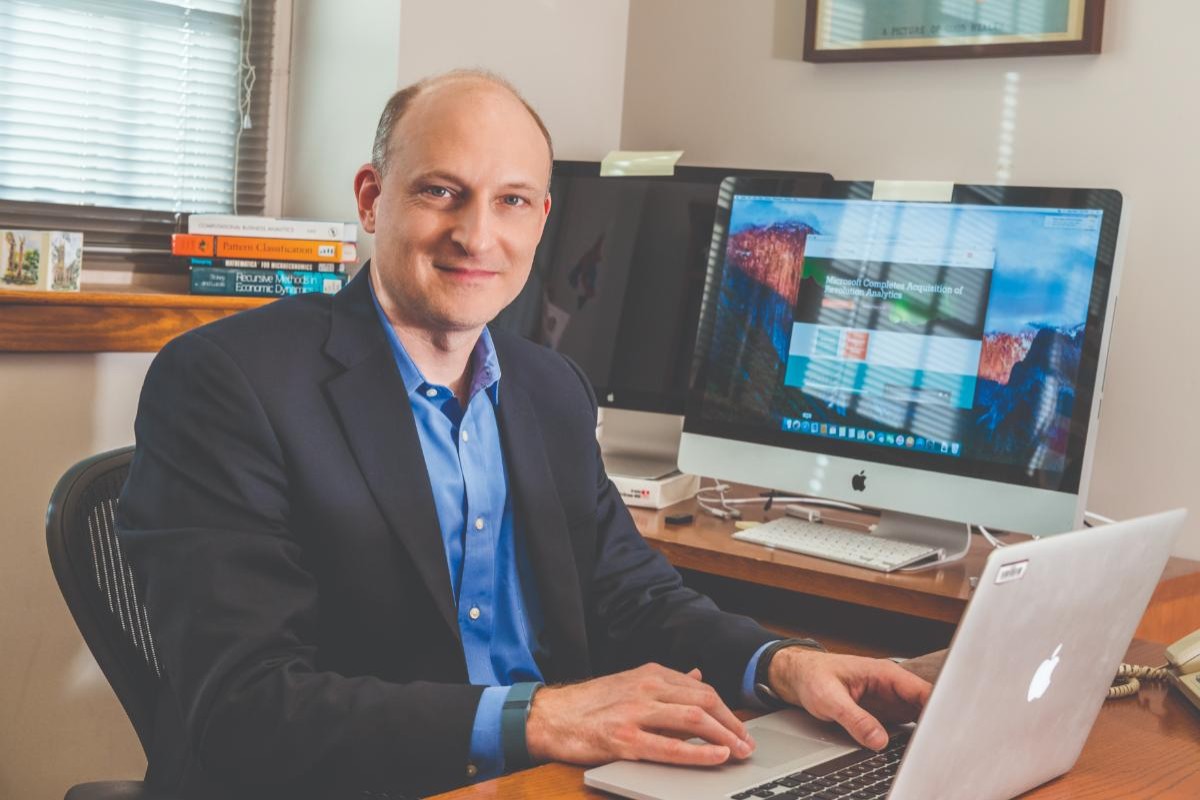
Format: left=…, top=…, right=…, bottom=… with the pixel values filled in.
left=889, top=668, right=933, bottom=707
left=642, top=703, right=754, bottom=759
left=657, top=684, right=750, bottom=743
left=869, top=666, right=933, bottom=719
left=627, top=728, right=732, bottom=766
left=641, top=663, right=706, bottom=690
left=815, top=682, right=889, bottom=750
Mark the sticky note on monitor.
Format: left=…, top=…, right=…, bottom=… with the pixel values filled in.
left=871, top=180, right=954, bottom=202
left=600, top=150, right=684, bottom=177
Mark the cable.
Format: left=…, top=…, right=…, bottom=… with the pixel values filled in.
left=778, top=497, right=866, bottom=513
left=976, top=524, right=1008, bottom=548
left=695, top=482, right=864, bottom=512
left=232, top=0, right=258, bottom=214
left=1085, top=510, right=1117, bottom=526
left=695, top=479, right=743, bottom=519
left=1107, top=663, right=1170, bottom=700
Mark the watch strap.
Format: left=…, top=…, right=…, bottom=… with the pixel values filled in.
left=754, top=638, right=826, bottom=706
left=500, top=681, right=543, bottom=770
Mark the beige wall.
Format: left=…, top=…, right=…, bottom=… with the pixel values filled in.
left=397, top=0, right=630, bottom=160
left=281, top=0, right=402, bottom=264
left=0, top=353, right=153, bottom=797
left=622, top=0, right=1200, bottom=558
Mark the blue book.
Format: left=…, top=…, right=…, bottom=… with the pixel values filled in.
left=189, top=266, right=348, bottom=296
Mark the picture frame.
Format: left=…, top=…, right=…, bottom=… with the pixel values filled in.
left=803, top=0, right=1105, bottom=63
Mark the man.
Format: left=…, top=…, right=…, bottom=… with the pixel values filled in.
left=118, top=70, right=930, bottom=799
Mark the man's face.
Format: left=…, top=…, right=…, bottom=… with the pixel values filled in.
left=357, top=81, right=552, bottom=336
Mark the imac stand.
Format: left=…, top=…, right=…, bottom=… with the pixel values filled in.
left=872, top=510, right=973, bottom=568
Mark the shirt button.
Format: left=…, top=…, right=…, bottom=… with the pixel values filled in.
left=466, top=763, right=478, bottom=779
left=424, top=387, right=438, bottom=398
left=461, top=429, right=469, bottom=443
left=469, top=606, right=481, bottom=620
left=474, top=517, right=485, bottom=531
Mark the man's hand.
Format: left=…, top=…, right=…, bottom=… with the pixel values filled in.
left=768, top=648, right=932, bottom=751
left=525, top=663, right=756, bottom=767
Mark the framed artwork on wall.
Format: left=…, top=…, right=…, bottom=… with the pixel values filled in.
left=803, top=0, right=1106, bottom=63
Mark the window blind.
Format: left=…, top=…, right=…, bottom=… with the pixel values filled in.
left=0, top=0, right=278, bottom=274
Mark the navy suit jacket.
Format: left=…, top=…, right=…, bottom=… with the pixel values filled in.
left=117, top=266, right=776, bottom=799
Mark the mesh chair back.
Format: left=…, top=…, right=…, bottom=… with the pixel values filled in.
left=47, top=446, right=161, bottom=757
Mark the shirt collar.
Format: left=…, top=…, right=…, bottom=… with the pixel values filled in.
left=369, top=278, right=502, bottom=405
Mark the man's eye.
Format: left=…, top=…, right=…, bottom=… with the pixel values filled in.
left=501, top=195, right=529, bottom=207
left=423, top=186, right=452, bottom=198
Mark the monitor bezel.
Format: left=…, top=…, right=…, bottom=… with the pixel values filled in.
left=681, top=178, right=1123, bottom=521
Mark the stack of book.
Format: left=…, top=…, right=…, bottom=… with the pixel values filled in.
left=175, top=215, right=358, bottom=297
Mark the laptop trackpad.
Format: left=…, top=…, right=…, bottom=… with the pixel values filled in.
left=745, top=727, right=831, bottom=769
left=584, top=711, right=860, bottom=798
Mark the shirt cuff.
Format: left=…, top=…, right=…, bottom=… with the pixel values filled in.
left=741, top=639, right=781, bottom=710
left=468, top=685, right=510, bottom=781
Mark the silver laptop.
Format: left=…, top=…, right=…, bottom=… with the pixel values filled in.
left=585, top=509, right=1186, bottom=800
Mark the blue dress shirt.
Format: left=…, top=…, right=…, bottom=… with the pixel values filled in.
left=371, top=283, right=771, bottom=780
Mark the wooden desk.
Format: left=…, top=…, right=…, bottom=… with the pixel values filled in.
left=627, top=493, right=1200, bottom=647
left=433, top=640, right=1200, bottom=799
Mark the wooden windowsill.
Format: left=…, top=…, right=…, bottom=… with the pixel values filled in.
left=0, top=284, right=274, bottom=352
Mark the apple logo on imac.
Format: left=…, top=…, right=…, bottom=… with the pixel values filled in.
left=1027, top=644, right=1063, bottom=702
left=851, top=470, right=867, bottom=492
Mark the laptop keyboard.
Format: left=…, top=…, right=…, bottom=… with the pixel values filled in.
left=729, top=730, right=911, bottom=800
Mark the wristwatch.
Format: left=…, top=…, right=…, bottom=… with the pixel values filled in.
left=500, top=681, right=543, bottom=770
left=754, top=638, right=827, bottom=706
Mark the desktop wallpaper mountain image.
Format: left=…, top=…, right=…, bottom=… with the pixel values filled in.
left=724, top=221, right=815, bottom=352
left=701, top=222, right=816, bottom=421
left=977, top=330, right=1036, bottom=384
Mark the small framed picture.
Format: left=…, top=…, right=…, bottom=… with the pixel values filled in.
left=804, top=0, right=1106, bottom=63
left=1, top=230, right=83, bottom=292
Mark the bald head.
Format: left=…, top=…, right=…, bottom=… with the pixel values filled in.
left=371, top=70, right=554, bottom=183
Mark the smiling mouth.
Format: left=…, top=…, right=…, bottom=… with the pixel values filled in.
left=435, top=264, right=499, bottom=278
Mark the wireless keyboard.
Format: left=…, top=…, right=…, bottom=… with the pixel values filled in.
left=732, top=516, right=942, bottom=572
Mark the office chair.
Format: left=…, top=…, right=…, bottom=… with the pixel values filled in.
left=46, top=446, right=178, bottom=800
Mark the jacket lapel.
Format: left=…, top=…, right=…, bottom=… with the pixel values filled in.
left=323, top=269, right=460, bottom=641
left=494, top=375, right=591, bottom=681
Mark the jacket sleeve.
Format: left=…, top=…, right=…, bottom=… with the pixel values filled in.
left=117, top=331, right=482, bottom=797
left=557, top=355, right=778, bottom=705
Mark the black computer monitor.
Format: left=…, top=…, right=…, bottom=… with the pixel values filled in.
left=493, top=161, right=831, bottom=414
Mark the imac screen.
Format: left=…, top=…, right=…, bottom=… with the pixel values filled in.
left=687, top=182, right=1122, bottom=493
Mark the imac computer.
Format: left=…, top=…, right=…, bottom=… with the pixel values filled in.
left=679, top=177, right=1125, bottom=561
left=492, top=161, right=830, bottom=480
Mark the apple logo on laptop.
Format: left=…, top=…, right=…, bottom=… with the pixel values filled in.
left=851, top=470, right=867, bottom=492
left=1027, top=644, right=1063, bottom=702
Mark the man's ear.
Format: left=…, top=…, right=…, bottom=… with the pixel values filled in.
left=353, top=163, right=382, bottom=234
left=538, top=191, right=552, bottom=236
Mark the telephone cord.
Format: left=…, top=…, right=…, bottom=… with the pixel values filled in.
left=1107, top=662, right=1171, bottom=699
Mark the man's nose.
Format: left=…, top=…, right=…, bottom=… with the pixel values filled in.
left=450, top=197, right=497, bottom=256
